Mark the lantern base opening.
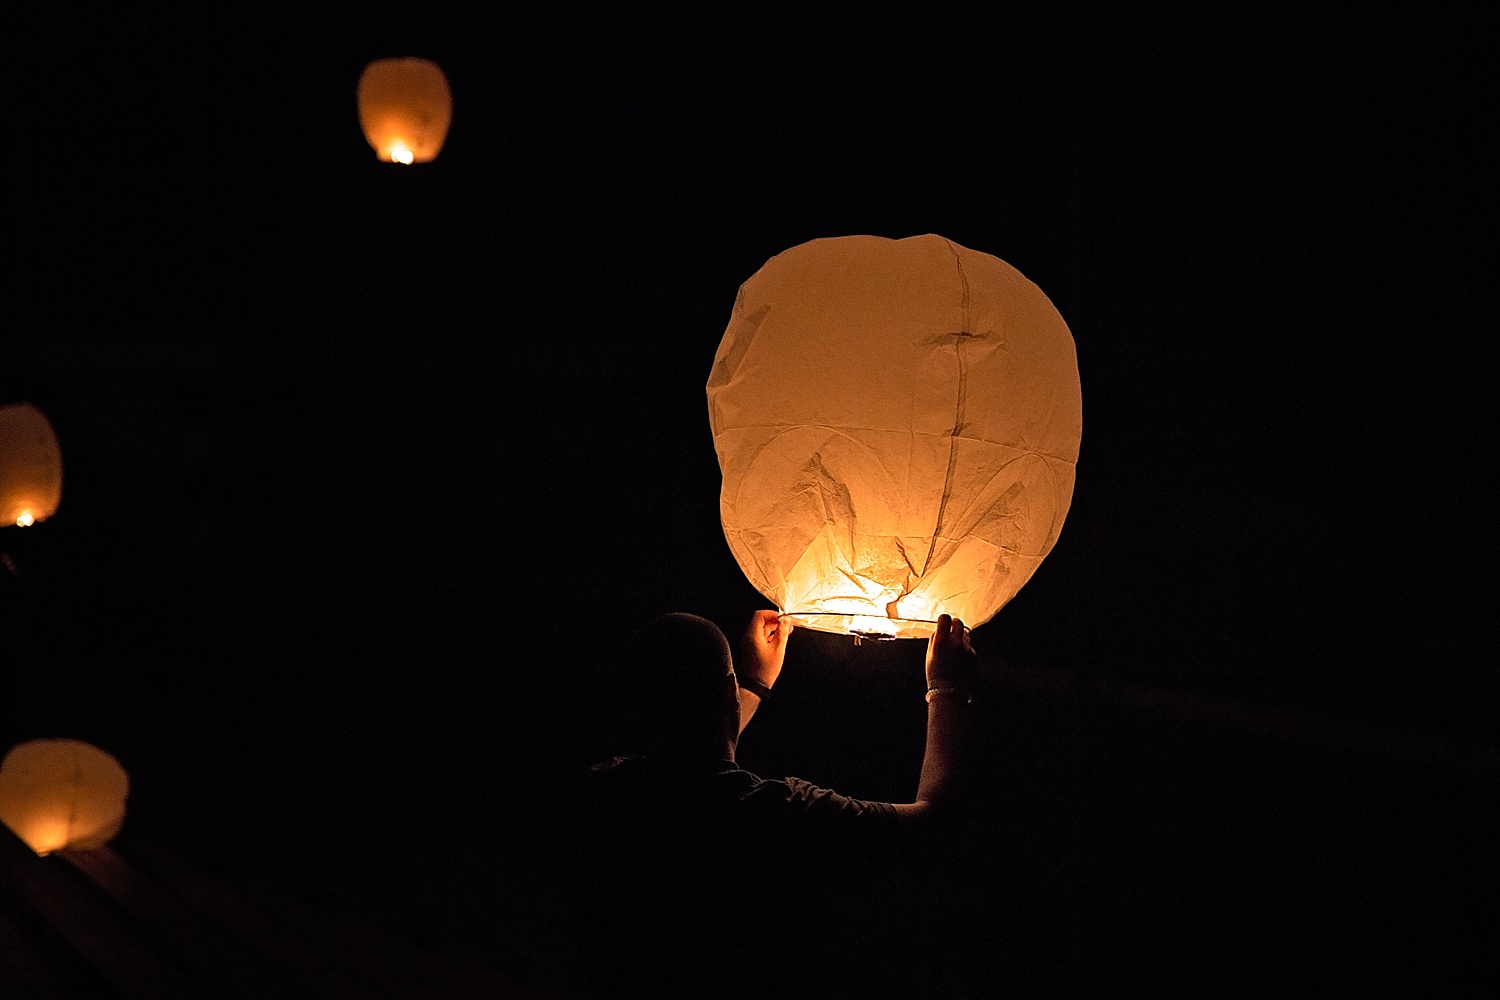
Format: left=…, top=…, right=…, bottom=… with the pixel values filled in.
left=782, top=612, right=940, bottom=641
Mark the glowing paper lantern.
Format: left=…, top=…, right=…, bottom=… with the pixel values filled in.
left=357, top=57, right=452, bottom=164
left=0, top=402, right=63, bottom=528
left=707, top=234, right=1082, bottom=639
left=0, top=740, right=129, bottom=855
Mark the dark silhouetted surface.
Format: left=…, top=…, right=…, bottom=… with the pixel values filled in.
left=3, top=7, right=1492, bottom=997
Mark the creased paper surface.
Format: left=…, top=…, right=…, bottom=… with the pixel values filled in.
left=707, top=235, right=1082, bottom=638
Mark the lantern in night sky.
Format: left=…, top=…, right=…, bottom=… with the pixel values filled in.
left=0, top=740, right=129, bottom=856
left=0, top=402, right=63, bottom=528
left=357, top=57, right=452, bottom=164
left=707, top=234, right=1082, bottom=639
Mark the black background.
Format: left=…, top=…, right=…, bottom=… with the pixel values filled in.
left=3, top=7, right=1493, bottom=997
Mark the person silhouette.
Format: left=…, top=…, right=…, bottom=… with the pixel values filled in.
left=575, top=610, right=978, bottom=998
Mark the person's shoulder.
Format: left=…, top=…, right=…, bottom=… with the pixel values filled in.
left=588, top=755, right=634, bottom=777
left=585, top=756, right=637, bottom=792
left=589, top=755, right=750, bottom=795
left=585, top=756, right=655, bottom=805
left=748, top=774, right=898, bottom=821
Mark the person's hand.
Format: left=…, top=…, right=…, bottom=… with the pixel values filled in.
left=736, top=610, right=792, bottom=690
left=925, top=614, right=977, bottom=693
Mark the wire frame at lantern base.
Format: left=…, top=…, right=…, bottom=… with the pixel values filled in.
left=773, top=554, right=956, bottom=639
left=782, top=612, right=937, bottom=641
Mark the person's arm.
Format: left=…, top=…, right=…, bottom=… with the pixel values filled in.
left=892, top=614, right=977, bottom=823
left=733, top=610, right=791, bottom=733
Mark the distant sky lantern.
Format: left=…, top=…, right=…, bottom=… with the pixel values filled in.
left=0, top=402, right=63, bottom=528
left=0, top=740, right=129, bottom=856
left=357, top=57, right=452, bottom=164
left=708, top=234, right=1082, bottom=640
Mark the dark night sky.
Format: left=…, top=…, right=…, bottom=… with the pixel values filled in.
left=3, top=7, right=1493, bottom=996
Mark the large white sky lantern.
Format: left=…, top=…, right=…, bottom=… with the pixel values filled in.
left=708, top=234, right=1082, bottom=639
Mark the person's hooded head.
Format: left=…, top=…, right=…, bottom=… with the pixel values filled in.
left=621, top=613, right=740, bottom=758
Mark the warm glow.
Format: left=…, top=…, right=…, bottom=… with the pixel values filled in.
left=358, top=58, right=452, bottom=164
left=16, top=819, right=69, bottom=856
left=784, top=613, right=903, bottom=640
left=0, top=740, right=129, bottom=856
left=708, top=235, right=1082, bottom=640
left=0, top=403, right=64, bottom=528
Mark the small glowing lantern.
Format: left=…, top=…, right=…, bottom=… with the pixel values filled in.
left=357, top=57, right=452, bottom=164
left=707, top=234, right=1082, bottom=639
left=0, top=402, right=63, bottom=528
left=0, top=740, right=129, bottom=855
